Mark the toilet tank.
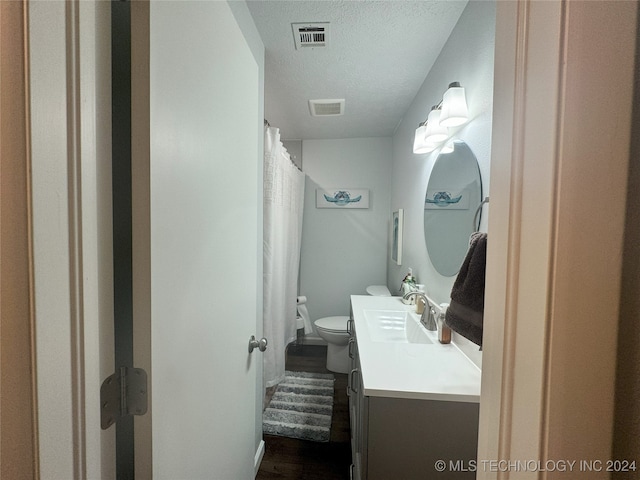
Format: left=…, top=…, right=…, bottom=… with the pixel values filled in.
left=366, top=285, right=391, bottom=296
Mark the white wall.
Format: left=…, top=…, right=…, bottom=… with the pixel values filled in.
left=388, top=1, right=496, bottom=309
left=299, top=137, right=392, bottom=321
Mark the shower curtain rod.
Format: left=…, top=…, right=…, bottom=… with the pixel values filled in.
left=263, top=119, right=302, bottom=172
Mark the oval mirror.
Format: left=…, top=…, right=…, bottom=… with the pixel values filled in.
left=424, top=141, right=482, bottom=276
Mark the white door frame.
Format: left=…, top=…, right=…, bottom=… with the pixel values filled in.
left=479, top=1, right=637, bottom=477
left=131, top=2, right=153, bottom=477
left=29, top=0, right=115, bottom=478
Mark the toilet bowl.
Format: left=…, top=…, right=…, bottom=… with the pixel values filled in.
left=314, top=316, right=351, bottom=374
left=313, top=285, right=392, bottom=374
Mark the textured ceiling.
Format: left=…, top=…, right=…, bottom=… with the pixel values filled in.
left=246, top=0, right=468, bottom=140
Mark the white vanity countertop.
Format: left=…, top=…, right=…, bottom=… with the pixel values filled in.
left=350, top=295, right=481, bottom=403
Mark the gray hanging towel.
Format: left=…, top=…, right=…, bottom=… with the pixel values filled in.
left=445, top=232, right=487, bottom=346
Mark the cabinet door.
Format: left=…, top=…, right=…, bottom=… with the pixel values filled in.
left=348, top=347, right=368, bottom=479
left=367, top=398, right=479, bottom=479
left=347, top=332, right=358, bottom=477
left=356, top=368, right=368, bottom=480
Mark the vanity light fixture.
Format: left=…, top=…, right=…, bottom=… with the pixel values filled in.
left=440, top=82, right=469, bottom=127
left=412, top=82, right=469, bottom=155
left=424, top=106, right=449, bottom=144
left=412, top=122, right=437, bottom=154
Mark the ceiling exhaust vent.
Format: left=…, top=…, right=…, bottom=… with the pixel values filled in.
left=292, top=23, right=329, bottom=49
left=308, top=99, right=345, bottom=117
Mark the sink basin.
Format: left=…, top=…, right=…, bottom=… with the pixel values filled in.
left=363, top=310, right=433, bottom=344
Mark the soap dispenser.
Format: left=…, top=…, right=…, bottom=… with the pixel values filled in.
left=415, top=284, right=426, bottom=315
left=400, top=268, right=417, bottom=304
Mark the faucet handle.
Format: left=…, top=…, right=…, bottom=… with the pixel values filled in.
left=422, top=307, right=438, bottom=332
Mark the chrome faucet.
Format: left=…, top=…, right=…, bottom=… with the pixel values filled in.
left=402, top=291, right=437, bottom=331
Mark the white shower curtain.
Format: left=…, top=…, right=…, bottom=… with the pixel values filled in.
left=263, top=126, right=305, bottom=388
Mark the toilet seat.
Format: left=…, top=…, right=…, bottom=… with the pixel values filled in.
left=314, top=315, right=350, bottom=333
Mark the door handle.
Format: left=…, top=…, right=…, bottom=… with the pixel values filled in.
left=248, top=335, right=268, bottom=353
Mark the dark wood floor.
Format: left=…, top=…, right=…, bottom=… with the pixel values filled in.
left=257, top=345, right=351, bottom=480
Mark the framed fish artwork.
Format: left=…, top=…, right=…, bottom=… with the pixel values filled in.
left=316, top=188, right=370, bottom=209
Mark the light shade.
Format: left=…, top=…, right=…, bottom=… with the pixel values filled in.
left=413, top=124, right=437, bottom=154
left=440, top=139, right=455, bottom=154
left=440, top=83, right=469, bottom=127
left=424, top=108, right=448, bottom=144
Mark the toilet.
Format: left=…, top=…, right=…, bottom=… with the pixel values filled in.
left=313, top=316, right=351, bottom=374
left=313, top=285, right=391, bottom=374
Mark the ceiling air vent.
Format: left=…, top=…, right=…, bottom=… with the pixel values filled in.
left=308, top=99, right=345, bottom=117
left=292, top=23, right=329, bottom=49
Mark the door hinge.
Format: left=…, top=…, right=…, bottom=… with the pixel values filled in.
left=100, top=366, right=148, bottom=430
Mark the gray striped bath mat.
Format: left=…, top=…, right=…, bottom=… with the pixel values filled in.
left=263, top=371, right=335, bottom=442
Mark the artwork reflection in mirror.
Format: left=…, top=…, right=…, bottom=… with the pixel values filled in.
left=424, top=141, right=482, bottom=276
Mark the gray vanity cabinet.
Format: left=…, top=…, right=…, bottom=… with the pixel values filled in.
left=347, top=335, right=367, bottom=480
left=347, top=327, right=479, bottom=480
